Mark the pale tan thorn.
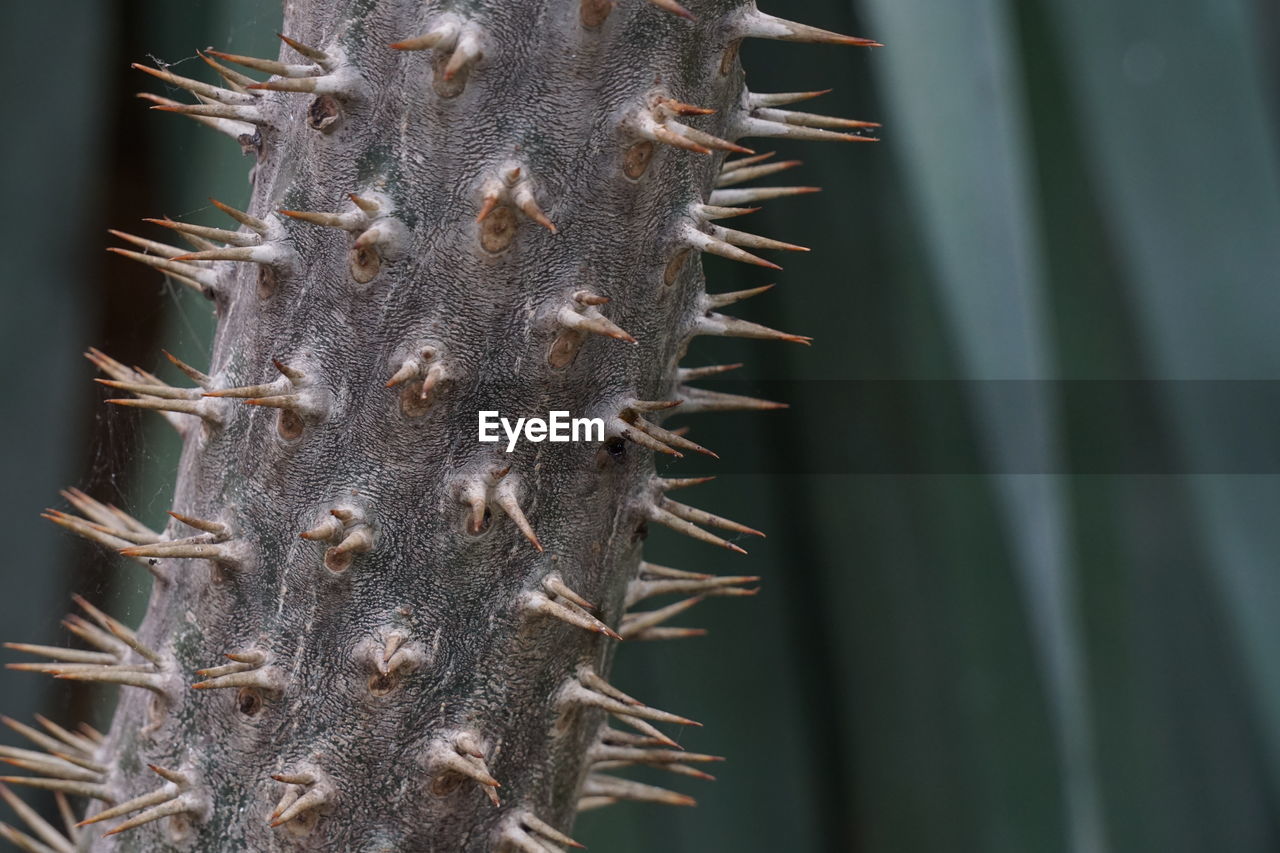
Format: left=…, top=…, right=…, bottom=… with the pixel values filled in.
left=656, top=98, right=714, bottom=116
left=3, top=644, right=116, bottom=666
left=651, top=124, right=711, bottom=155
left=715, top=159, right=803, bottom=188
left=670, top=122, right=753, bottom=155
left=103, top=796, right=192, bottom=837
left=542, top=574, right=593, bottom=610
left=274, top=359, right=307, bottom=382
left=598, top=726, right=670, bottom=748
left=648, top=505, right=748, bottom=554
left=739, top=115, right=877, bottom=143
left=678, top=385, right=789, bottom=413
left=146, top=217, right=257, bottom=247
left=269, top=787, right=299, bottom=822
left=41, top=510, right=139, bottom=552
left=59, top=616, right=127, bottom=657
left=84, top=348, right=150, bottom=384
left=170, top=245, right=274, bottom=264
left=34, top=717, right=98, bottom=758
left=581, top=774, right=696, bottom=807
left=576, top=796, right=617, bottom=812
left=430, top=746, right=500, bottom=789
left=243, top=394, right=304, bottom=411
left=629, top=399, right=682, bottom=413
left=493, top=484, right=543, bottom=552
left=697, top=312, right=812, bottom=345
left=197, top=49, right=258, bottom=91
left=419, top=362, right=446, bottom=399
left=474, top=191, right=501, bottom=223
left=54, top=793, right=79, bottom=846
left=749, top=89, right=834, bottom=107
left=616, top=421, right=682, bottom=457
left=105, top=229, right=192, bottom=259
left=629, top=418, right=717, bottom=459
left=705, top=284, right=775, bottom=308
left=69, top=595, right=129, bottom=640
left=0, top=720, right=84, bottom=760
left=738, top=192, right=837, bottom=229
left=558, top=306, right=638, bottom=344
left=203, top=381, right=283, bottom=399
left=574, top=291, right=611, bottom=307
left=279, top=207, right=350, bottom=228
left=525, top=592, right=622, bottom=640
left=638, top=561, right=711, bottom=581
left=632, top=626, right=710, bottom=641
left=329, top=527, right=373, bottom=559
left=277, top=33, right=329, bottom=62
left=76, top=724, right=104, bottom=745
left=647, top=0, right=694, bottom=19
left=58, top=487, right=129, bottom=531
left=208, top=198, right=269, bottom=235
left=0, top=777, right=111, bottom=801
left=104, top=248, right=212, bottom=293
left=715, top=225, right=808, bottom=253
left=443, top=32, right=482, bottom=80
left=513, top=187, right=557, bottom=233
left=270, top=772, right=316, bottom=787
left=388, top=22, right=457, bottom=52
left=385, top=360, right=419, bottom=388
left=612, top=715, right=680, bottom=748
left=452, top=732, right=485, bottom=760
left=52, top=667, right=166, bottom=693
left=756, top=106, right=881, bottom=130
left=95, top=379, right=192, bottom=401
left=0, top=755, right=98, bottom=785
left=151, top=101, right=264, bottom=124
left=300, top=516, right=343, bottom=541
left=348, top=193, right=379, bottom=213
left=135, top=91, right=254, bottom=141
left=0, top=821, right=64, bottom=853
left=167, top=511, right=227, bottom=537
left=683, top=226, right=782, bottom=270
left=270, top=786, right=328, bottom=827
left=590, top=744, right=723, bottom=767
left=655, top=476, right=716, bottom=492
left=0, top=783, right=74, bottom=853
left=45, top=751, right=105, bottom=776
left=578, top=669, right=640, bottom=706
left=675, top=363, right=744, bottom=383
left=130, top=62, right=254, bottom=105
left=719, top=151, right=777, bottom=174
left=741, top=11, right=883, bottom=46
left=566, top=682, right=699, bottom=727
left=204, top=48, right=318, bottom=79
left=119, top=541, right=226, bottom=561
left=162, top=350, right=213, bottom=387
left=499, top=826, right=548, bottom=853
left=521, top=812, right=585, bottom=849
left=662, top=498, right=764, bottom=537
left=250, top=75, right=324, bottom=92
left=191, top=667, right=279, bottom=691
left=627, top=575, right=759, bottom=607
left=697, top=204, right=760, bottom=220
left=621, top=596, right=705, bottom=639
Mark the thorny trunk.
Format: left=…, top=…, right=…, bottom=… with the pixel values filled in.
left=2, top=1, right=877, bottom=850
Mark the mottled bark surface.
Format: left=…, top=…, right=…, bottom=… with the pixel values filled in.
left=2, top=0, right=875, bottom=850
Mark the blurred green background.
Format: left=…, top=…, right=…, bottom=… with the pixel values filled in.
left=2, top=0, right=1278, bottom=851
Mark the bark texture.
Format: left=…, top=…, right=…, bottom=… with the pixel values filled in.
left=2, top=1, right=876, bottom=850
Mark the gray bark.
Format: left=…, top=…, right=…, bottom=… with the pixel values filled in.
left=1, top=0, right=874, bottom=849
